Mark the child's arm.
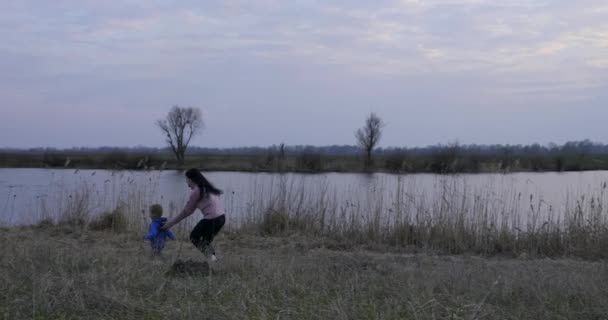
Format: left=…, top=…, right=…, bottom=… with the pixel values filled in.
left=144, top=222, right=159, bottom=240
left=166, top=229, right=176, bottom=240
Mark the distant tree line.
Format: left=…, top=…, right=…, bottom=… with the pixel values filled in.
left=10, top=139, right=604, bottom=157
left=1, top=104, right=605, bottom=173
left=1, top=139, right=606, bottom=173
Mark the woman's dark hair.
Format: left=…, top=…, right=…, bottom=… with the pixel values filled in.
left=185, top=168, right=223, bottom=198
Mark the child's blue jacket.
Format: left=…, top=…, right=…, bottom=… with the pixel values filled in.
left=144, top=217, right=176, bottom=251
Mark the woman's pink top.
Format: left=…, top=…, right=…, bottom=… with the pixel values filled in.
left=182, top=186, right=225, bottom=219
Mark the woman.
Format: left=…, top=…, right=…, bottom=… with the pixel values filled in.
left=162, top=168, right=226, bottom=262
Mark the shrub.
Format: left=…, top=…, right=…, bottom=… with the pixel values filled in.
left=296, top=151, right=323, bottom=172
left=89, top=208, right=128, bottom=233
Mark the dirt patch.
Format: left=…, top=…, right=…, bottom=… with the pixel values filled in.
left=165, top=259, right=210, bottom=277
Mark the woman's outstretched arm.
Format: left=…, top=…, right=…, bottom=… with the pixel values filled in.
left=162, top=187, right=200, bottom=229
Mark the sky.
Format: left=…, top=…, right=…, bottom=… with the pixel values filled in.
left=1, top=0, right=607, bottom=149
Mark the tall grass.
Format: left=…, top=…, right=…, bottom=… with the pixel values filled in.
left=247, top=175, right=608, bottom=259
left=7, top=170, right=163, bottom=235
left=5, top=170, right=608, bottom=259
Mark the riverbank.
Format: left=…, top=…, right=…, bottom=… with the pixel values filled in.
left=2, top=149, right=608, bottom=174
left=2, top=225, right=607, bottom=319
left=3, top=169, right=608, bottom=261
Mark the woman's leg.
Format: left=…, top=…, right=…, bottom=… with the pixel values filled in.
left=190, top=219, right=214, bottom=254
left=190, top=216, right=226, bottom=256
left=206, top=215, right=226, bottom=255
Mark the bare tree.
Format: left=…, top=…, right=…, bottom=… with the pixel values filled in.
left=356, top=112, right=384, bottom=169
left=156, top=106, right=203, bottom=166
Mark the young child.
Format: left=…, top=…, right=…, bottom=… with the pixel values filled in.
left=144, top=204, right=176, bottom=255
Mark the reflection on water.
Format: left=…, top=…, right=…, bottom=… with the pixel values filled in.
left=1, top=168, right=608, bottom=229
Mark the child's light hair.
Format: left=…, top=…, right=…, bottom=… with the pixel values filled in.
left=149, top=204, right=163, bottom=219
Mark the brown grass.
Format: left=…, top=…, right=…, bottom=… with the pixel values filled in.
left=1, top=226, right=608, bottom=319
left=12, top=172, right=608, bottom=260
left=238, top=175, right=608, bottom=260
left=5, top=170, right=608, bottom=318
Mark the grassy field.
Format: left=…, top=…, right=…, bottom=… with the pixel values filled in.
left=2, top=224, right=608, bottom=320
left=3, top=169, right=608, bottom=318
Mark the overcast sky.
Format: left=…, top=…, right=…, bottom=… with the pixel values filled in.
left=1, top=0, right=607, bottom=149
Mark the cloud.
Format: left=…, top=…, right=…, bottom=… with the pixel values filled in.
left=1, top=0, right=607, bottom=147
left=2, top=1, right=605, bottom=78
